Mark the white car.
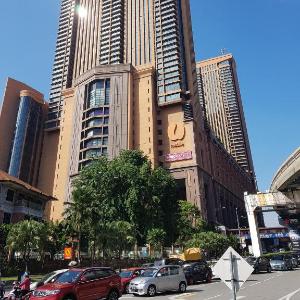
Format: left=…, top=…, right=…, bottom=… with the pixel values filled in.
left=129, top=265, right=187, bottom=296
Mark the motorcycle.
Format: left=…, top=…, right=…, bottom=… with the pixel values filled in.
left=5, top=282, right=31, bottom=300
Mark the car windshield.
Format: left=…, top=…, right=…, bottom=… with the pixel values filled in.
left=272, top=255, right=284, bottom=261
left=183, top=266, right=192, bottom=272
left=40, top=271, right=57, bottom=283
left=55, top=270, right=81, bottom=283
left=246, top=257, right=256, bottom=263
left=140, top=268, right=157, bottom=277
left=120, top=271, right=133, bottom=278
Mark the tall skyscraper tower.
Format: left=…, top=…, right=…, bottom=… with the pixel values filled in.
left=46, top=0, right=78, bottom=130
left=196, top=54, right=255, bottom=176
left=46, top=0, right=200, bottom=130
left=37, top=0, right=256, bottom=226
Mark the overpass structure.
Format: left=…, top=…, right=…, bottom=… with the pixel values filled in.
left=244, top=147, right=300, bottom=257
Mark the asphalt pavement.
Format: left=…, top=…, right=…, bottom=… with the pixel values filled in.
left=121, top=268, right=300, bottom=300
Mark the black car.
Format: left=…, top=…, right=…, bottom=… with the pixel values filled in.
left=154, top=258, right=184, bottom=267
left=246, top=256, right=272, bottom=273
left=183, top=261, right=212, bottom=285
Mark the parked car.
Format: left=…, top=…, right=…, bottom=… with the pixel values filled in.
left=270, top=255, right=293, bottom=271
left=183, top=261, right=212, bottom=285
left=142, top=263, right=155, bottom=268
left=119, top=268, right=145, bottom=293
left=30, top=267, right=121, bottom=300
left=154, top=258, right=184, bottom=267
left=288, top=254, right=298, bottom=268
left=30, top=269, right=68, bottom=290
left=292, top=253, right=300, bottom=265
left=246, top=257, right=272, bottom=274
left=129, top=265, right=187, bottom=296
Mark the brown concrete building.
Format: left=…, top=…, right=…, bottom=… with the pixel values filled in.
left=196, top=54, right=255, bottom=178
left=0, top=1, right=257, bottom=228
left=37, top=0, right=257, bottom=226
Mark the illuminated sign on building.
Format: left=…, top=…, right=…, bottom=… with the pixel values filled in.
left=165, top=151, right=192, bottom=162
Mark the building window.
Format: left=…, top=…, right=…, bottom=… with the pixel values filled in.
left=3, top=212, right=11, bottom=224
left=6, top=189, right=14, bottom=202
left=158, top=140, right=163, bottom=146
left=87, top=79, right=110, bottom=109
left=158, top=129, right=162, bottom=135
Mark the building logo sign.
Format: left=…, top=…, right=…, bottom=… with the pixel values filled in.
left=168, top=123, right=185, bottom=148
left=165, top=151, right=192, bottom=162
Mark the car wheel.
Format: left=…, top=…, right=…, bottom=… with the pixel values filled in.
left=179, top=282, right=187, bottom=293
left=267, top=266, right=272, bottom=273
left=147, top=285, right=156, bottom=297
left=107, top=290, right=119, bottom=300
left=125, top=283, right=130, bottom=294
left=206, top=273, right=212, bottom=283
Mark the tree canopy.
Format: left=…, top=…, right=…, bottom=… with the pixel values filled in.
left=66, top=150, right=179, bottom=257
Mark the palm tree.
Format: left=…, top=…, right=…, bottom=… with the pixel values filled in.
left=6, top=220, right=47, bottom=271
left=109, top=221, right=136, bottom=259
left=146, top=228, right=166, bottom=257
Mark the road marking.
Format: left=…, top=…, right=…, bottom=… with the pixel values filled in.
left=240, top=273, right=283, bottom=289
left=168, top=292, right=193, bottom=300
left=203, top=295, right=222, bottom=300
left=277, top=288, right=300, bottom=300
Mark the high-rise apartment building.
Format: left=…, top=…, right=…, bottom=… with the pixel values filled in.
left=196, top=54, right=255, bottom=176
left=0, top=0, right=255, bottom=228
left=46, top=0, right=78, bottom=130
left=46, top=0, right=198, bottom=130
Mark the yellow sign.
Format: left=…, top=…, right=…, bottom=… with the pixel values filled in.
left=64, top=247, right=73, bottom=260
left=168, top=123, right=185, bottom=141
left=168, top=123, right=185, bottom=148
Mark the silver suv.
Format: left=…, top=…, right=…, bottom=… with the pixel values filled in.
left=129, top=265, right=187, bottom=296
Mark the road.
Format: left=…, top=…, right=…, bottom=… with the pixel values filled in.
left=121, top=268, right=300, bottom=300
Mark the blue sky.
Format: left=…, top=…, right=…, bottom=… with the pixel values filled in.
left=0, top=0, right=299, bottom=225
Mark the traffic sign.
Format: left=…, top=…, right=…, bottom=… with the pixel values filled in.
left=213, top=247, right=254, bottom=299
left=64, top=247, right=73, bottom=260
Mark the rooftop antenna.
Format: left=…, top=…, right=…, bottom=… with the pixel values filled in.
left=221, top=48, right=227, bottom=55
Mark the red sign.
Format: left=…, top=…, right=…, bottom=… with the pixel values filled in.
left=64, top=247, right=73, bottom=260
left=165, top=151, right=193, bottom=162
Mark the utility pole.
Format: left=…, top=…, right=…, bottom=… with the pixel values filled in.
left=236, top=207, right=242, bottom=244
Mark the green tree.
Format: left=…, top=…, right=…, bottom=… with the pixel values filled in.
left=69, top=150, right=178, bottom=255
left=176, top=200, right=208, bottom=247
left=6, top=220, right=47, bottom=270
left=108, top=221, right=136, bottom=259
left=46, top=221, right=68, bottom=259
left=147, top=228, right=166, bottom=257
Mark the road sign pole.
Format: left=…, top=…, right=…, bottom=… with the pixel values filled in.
left=230, top=251, right=237, bottom=300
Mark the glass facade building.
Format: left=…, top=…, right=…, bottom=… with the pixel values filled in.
left=8, top=96, right=43, bottom=183
left=79, top=79, right=111, bottom=169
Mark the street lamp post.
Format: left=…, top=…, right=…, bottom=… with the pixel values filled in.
left=235, top=207, right=242, bottom=244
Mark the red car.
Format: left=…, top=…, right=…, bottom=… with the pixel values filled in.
left=30, top=267, right=121, bottom=300
left=119, top=268, right=145, bottom=293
